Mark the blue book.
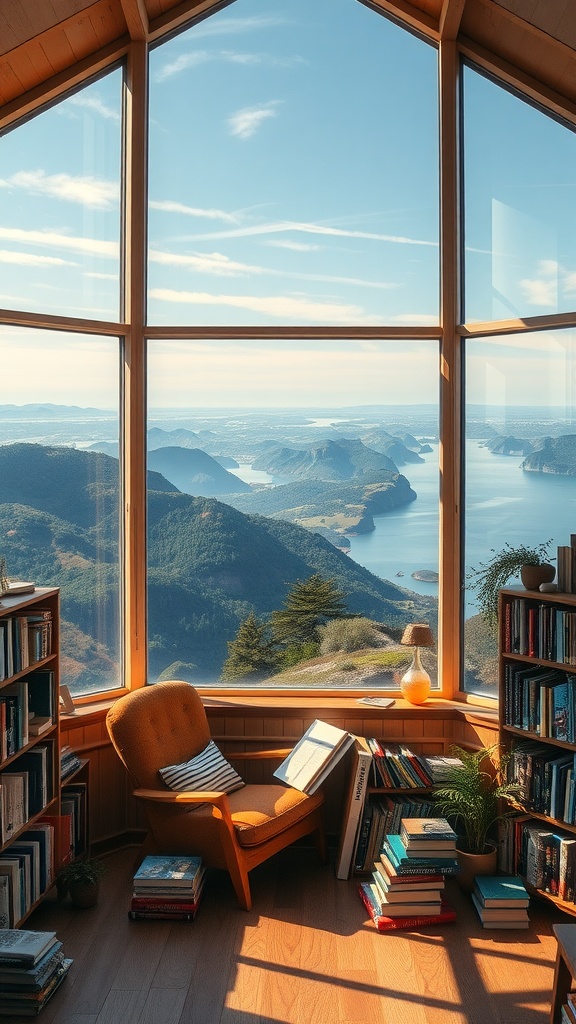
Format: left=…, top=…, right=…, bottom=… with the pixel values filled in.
left=384, top=834, right=458, bottom=871
left=134, top=855, right=203, bottom=887
left=473, top=875, right=529, bottom=907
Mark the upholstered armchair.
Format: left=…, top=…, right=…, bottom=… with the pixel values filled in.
left=106, top=680, right=327, bottom=910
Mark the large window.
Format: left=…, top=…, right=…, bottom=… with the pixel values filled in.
left=148, top=0, right=439, bottom=327
left=0, top=72, right=122, bottom=321
left=463, top=65, right=576, bottom=323
left=2, top=3, right=576, bottom=700
left=464, top=329, right=576, bottom=696
left=147, top=339, right=439, bottom=687
left=0, top=327, right=121, bottom=696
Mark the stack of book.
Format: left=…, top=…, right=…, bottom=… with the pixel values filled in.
left=129, top=855, right=205, bottom=920
left=471, top=875, right=530, bottom=929
left=359, top=817, right=458, bottom=931
left=0, top=929, right=71, bottom=1016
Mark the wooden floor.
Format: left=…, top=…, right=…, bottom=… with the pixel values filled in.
left=24, top=846, right=566, bottom=1024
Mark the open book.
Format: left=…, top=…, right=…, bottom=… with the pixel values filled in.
left=273, top=720, right=356, bottom=795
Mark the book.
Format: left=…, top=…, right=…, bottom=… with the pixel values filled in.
left=400, top=817, right=457, bottom=844
left=358, top=883, right=456, bottom=932
left=470, top=893, right=529, bottom=923
left=5, top=583, right=35, bottom=596
left=356, top=697, right=394, bottom=708
left=373, top=864, right=445, bottom=892
left=0, top=957, right=72, bottom=1015
left=472, top=875, right=529, bottom=908
left=383, top=834, right=459, bottom=872
left=335, top=736, right=372, bottom=879
left=378, top=849, right=455, bottom=879
left=133, top=855, right=204, bottom=889
left=128, top=910, right=199, bottom=921
left=273, top=720, right=355, bottom=794
left=0, top=930, right=57, bottom=966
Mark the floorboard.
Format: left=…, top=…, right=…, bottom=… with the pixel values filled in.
left=23, top=847, right=564, bottom=1024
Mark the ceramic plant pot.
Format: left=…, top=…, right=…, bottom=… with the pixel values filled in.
left=520, top=562, right=555, bottom=591
left=68, top=881, right=100, bottom=908
left=455, top=842, right=498, bottom=892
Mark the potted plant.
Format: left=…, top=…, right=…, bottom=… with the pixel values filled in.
left=433, top=744, right=519, bottom=891
left=466, top=540, right=554, bottom=632
left=56, top=858, right=106, bottom=908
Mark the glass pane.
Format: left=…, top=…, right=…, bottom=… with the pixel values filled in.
left=0, top=71, right=122, bottom=321
left=464, top=329, right=576, bottom=696
left=147, top=339, right=439, bottom=688
left=463, top=65, right=576, bottom=322
left=148, top=0, right=439, bottom=326
left=0, top=326, right=121, bottom=696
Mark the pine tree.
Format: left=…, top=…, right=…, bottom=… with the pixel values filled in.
left=221, top=612, right=277, bottom=682
left=271, top=574, right=348, bottom=647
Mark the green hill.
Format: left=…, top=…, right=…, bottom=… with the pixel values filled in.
left=0, top=443, right=436, bottom=686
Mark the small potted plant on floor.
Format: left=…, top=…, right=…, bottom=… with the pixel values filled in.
left=466, top=540, right=554, bottom=632
left=56, top=858, right=106, bottom=908
left=433, top=744, right=519, bottom=891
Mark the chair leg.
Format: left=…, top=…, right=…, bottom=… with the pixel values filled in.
left=226, top=856, right=253, bottom=911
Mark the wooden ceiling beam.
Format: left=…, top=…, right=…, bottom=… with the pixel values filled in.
left=148, top=0, right=234, bottom=43
left=119, top=0, right=149, bottom=41
left=439, top=0, right=466, bottom=40
left=358, top=0, right=439, bottom=41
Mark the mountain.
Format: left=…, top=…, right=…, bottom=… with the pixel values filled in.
left=226, top=476, right=416, bottom=537
left=0, top=442, right=434, bottom=684
left=252, top=438, right=399, bottom=481
left=0, top=443, right=177, bottom=529
left=522, top=435, right=576, bottom=474
left=484, top=436, right=534, bottom=456
left=147, top=426, right=205, bottom=449
left=0, top=403, right=108, bottom=418
left=147, top=446, right=250, bottom=496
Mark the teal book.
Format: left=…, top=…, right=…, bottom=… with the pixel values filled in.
left=134, top=855, right=203, bottom=886
left=384, top=834, right=458, bottom=871
left=473, top=875, right=529, bottom=907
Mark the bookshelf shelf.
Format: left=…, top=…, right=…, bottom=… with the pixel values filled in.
left=0, top=587, right=68, bottom=927
left=498, top=587, right=576, bottom=916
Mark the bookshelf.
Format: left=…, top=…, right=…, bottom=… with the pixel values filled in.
left=0, top=587, right=64, bottom=926
left=336, top=738, right=436, bottom=879
left=498, top=586, right=576, bottom=916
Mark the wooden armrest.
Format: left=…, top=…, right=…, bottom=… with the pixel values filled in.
left=133, top=787, right=229, bottom=809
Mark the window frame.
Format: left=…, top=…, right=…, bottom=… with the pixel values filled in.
left=0, top=3, right=575, bottom=705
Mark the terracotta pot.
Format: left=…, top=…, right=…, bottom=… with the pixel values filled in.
left=456, top=842, right=498, bottom=892
left=520, top=562, right=555, bottom=591
left=68, top=881, right=100, bottom=908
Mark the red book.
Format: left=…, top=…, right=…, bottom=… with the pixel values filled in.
left=130, top=897, right=202, bottom=913
left=358, top=883, right=456, bottom=932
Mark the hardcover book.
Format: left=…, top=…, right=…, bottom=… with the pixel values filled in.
left=358, top=884, right=456, bottom=932
left=0, top=930, right=57, bottom=966
left=273, top=720, right=355, bottom=795
left=473, top=875, right=529, bottom=907
left=400, top=818, right=457, bottom=843
left=133, top=855, right=204, bottom=888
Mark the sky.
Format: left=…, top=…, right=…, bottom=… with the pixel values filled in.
left=0, top=0, right=576, bottom=408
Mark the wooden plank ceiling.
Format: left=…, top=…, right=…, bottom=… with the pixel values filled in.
left=0, top=0, right=575, bottom=110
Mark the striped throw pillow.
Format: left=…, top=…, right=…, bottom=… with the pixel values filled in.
left=160, top=740, right=245, bottom=794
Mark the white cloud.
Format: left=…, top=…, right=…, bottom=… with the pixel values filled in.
left=149, top=248, right=259, bottom=277
left=519, top=277, right=557, bottom=306
left=0, top=249, right=77, bottom=267
left=0, top=170, right=118, bottom=210
left=149, top=200, right=240, bottom=224
left=265, top=240, right=321, bottom=252
left=150, top=287, right=381, bottom=324
left=66, top=94, right=120, bottom=122
left=0, top=226, right=118, bottom=259
left=228, top=102, right=280, bottom=139
left=155, top=48, right=303, bottom=81
left=180, top=218, right=437, bottom=247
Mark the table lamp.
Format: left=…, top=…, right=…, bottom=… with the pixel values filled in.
left=400, top=623, right=435, bottom=704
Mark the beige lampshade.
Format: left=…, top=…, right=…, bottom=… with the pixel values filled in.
left=400, top=623, right=434, bottom=648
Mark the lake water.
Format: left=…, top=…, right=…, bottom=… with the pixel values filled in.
left=231, top=440, right=576, bottom=615
left=349, top=440, right=576, bottom=615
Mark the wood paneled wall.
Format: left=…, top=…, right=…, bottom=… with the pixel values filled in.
left=61, top=702, right=499, bottom=849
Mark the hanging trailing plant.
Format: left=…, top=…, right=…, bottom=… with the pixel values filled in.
left=466, top=540, right=553, bottom=631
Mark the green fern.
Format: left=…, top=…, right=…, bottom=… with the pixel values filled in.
left=434, top=744, right=519, bottom=854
